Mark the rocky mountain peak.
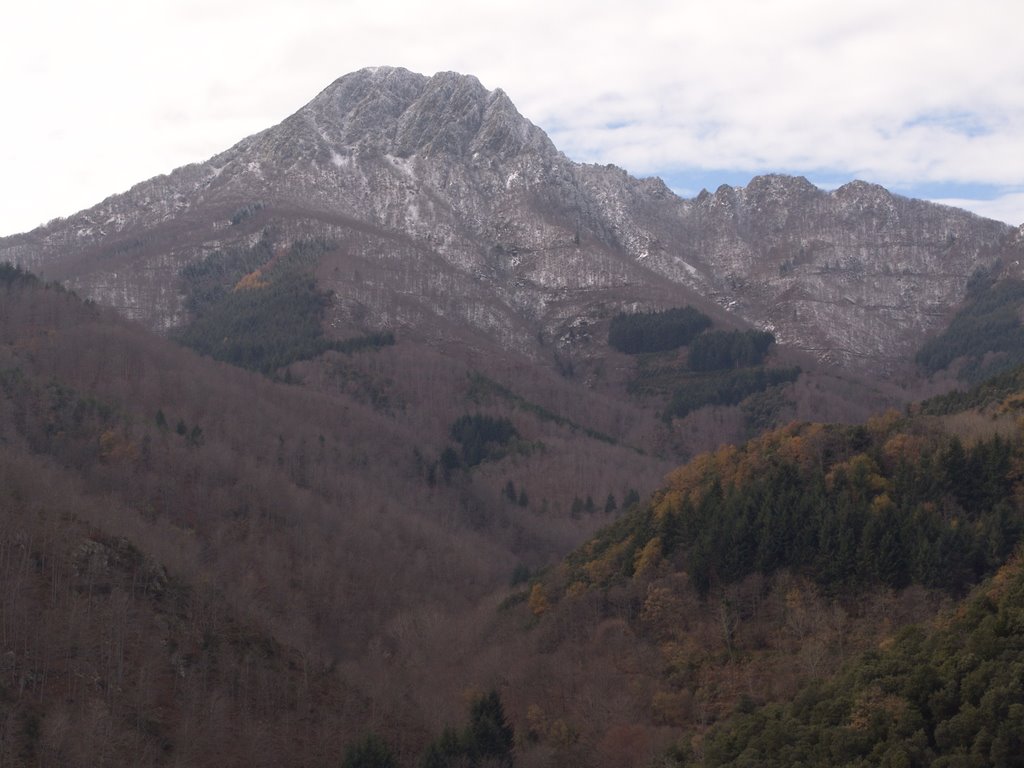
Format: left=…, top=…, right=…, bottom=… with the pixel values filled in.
left=0, top=67, right=1018, bottom=376
left=291, top=67, right=550, bottom=161
left=743, top=174, right=819, bottom=199
left=833, top=179, right=892, bottom=199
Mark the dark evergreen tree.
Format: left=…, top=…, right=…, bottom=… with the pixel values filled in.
left=687, top=329, right=775, bottom=371
left=342, top=734, right=397, bottom=768
left=604, top=493, right=618, bottom=514
left=450, top=415, right=519, bottom=467
left=608, top=307, right=712, bottom=354
left=420, top=726, right=467, bottom=768
left=440, top=447, right=461, bottom=483
left=464, top=691, right=514, bottom=767
left=571, top=496, right=584, bottom=518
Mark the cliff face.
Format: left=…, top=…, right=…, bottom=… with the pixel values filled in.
left=663, top=177, right=1016, bottom=370
left=0, top=67, right=1015, bottom=372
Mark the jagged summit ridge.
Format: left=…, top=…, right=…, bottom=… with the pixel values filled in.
left=216, top=68, right=553, bottom=176
left=189, top=66, right=570, bottom=244
left=293, top=67, right=548, bottom=159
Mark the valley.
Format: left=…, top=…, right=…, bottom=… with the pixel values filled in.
left=2, top=67, right=1024, bottom=767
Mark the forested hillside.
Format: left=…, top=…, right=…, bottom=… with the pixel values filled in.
left=5, top=255, right=1024, bottom=767
left=688, top=557, right=1024, bottom=767
left=2, top=63, right=1023, bottom=768
left=174, top=235, right=394, bottom=373
left=0, top=266, right=667, bottom=766
left=916, top=269, right=1024, bottom=382
left=488, top=368, right=1024, bottom=767
left=564, top=415, right=1020, bottom=596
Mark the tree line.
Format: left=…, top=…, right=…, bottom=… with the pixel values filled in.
left=687, top=330, right=775, bottom=371
left=608, top=307, right=712, bottom=354
left=684, top=560, right=1024, bottom=767
left=916, top=272, right=1024, bottom=381
left=342, top=690, right=514, bottom=768
left=663, top=367, right=799, bottom=421
left=565, top=416, right=1024, bottom=598
left=611, top=306, right=790, bottom=422
left=174, top=235, right=393, bottom=373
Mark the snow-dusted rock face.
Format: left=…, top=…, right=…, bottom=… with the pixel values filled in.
left=0, top=67, right=1014, bottom=372
left=660, top=176, right=1015, bottom=370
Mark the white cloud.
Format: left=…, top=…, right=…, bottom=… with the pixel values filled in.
left=2, top=0, right=1022, bottom=234
left=932, top=193, right=1024, bottom=227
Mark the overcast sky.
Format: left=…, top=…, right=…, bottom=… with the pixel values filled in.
left=3, top=0, right=1022, bottom=236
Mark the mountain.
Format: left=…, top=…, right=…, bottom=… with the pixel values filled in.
left=0, top=263, right=668, bottom=766
left=4, top=67, right=1024, bottom=767
left=5, top=261, right=1024, bottom=767
left=1, top=66, right=1019, bottom=375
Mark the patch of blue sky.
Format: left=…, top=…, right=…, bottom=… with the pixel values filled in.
left=654, top=169, right=1023, bottom=225
left=659, top=169, right=768, bottom=198
left=902, top=111, right=996, bottom=139
left=657, top=169, right=1018, bottom=206
left=659, top=169, right=847, bottom=199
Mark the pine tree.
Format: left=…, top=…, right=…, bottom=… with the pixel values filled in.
left=342, top=734, right=397, bottom=768
left=464, top=691, right=514, bottom=767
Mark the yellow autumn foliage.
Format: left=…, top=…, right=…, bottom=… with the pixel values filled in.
left=866, top=408, right=902, bottom=437
left=583, top=540, right=630, bottom=584
left=565, top=581, right=588, bottom=599
left=633, top=537, right=664, bottom=578
left=547, top=719, right=579, bottom=748
left=825, top=452, right=889, bottom=496
left=659, top=423, right=829, bottom=519
left=526, top=704, right=548, bottom=742
left=870, top=492, right=896, bottom=515
left=881, top=432, right=926, bottom=467
left=652, top=489, right=682, bottom=521
left=999, top=392, right=1024, bottom=413
left=234, top=270, right=269, bottom=291
left=98, top=429, right=138, bottom=463
left=528, top=583, right=550, bottom=616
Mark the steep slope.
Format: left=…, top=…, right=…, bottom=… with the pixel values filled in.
left=0, top=67, right=1016, bottom=374
left=689, top=557, right=1024, bottom=767
left=0, top=267, right=670, bottom=765
left=674, top=177, right=1016, bottom=370
left=6, top=262, right=1024, bottom=766
left=484, top=370, right=1024, bottom=767
left=1, top=56, right=1022, bottom=760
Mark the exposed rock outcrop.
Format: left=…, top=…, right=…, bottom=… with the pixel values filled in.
left=0, top=67, right=1014, bottom=372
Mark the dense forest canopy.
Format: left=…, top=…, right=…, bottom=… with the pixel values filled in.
left=608, top=307, right=712, bottom=354
left=563, top=415, right=1023, bottom=597
left=916, top=271, right=1024, bottom=381
left=502, top=365, right=1024, bottom=767
left=175, top=236, right=392, bottom=373
left=7, top=247, right=1024, bottom=768
left=687, top=330, right=775, bottom=372
left=686, top=558, right=1024, bottom=767
left=663, top=367, right=800, bottom=421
